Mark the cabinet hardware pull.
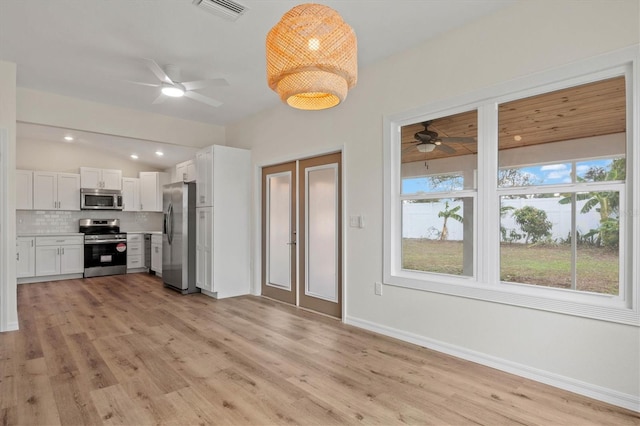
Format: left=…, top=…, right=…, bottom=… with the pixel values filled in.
left=17, top=253, right=19, bottom=261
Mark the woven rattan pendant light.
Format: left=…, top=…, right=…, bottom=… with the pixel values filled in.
left=266, top=3, right=357, bottom=110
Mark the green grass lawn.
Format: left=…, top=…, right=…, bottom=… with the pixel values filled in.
left=402, top=239, right=619, bottom=295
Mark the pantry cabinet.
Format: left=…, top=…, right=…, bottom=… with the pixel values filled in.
left=195, top=145, right=251, bottom=298
left=33, top=172, right=81, bottom=211
left=139, top=172, right=169, bottom=212
left=80, top=167, right=122, bottom=190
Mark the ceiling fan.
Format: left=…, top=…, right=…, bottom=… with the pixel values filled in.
left=411, top=121, right=476, bottom=154
left=130, top=59, right=229, bottom=108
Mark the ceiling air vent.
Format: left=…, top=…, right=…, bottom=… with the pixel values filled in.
left=192, top=0, right=247, bottom=21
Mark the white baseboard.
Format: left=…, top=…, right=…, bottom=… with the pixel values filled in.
left=344, top=315, right=640, bottom=413
left=1, top=321, right=19, bottom=332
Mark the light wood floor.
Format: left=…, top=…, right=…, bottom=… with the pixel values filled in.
left=1, top=274, right=638, bottom=425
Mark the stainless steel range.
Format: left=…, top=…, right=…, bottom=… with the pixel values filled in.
left=80, top=219, right=127, bottom=277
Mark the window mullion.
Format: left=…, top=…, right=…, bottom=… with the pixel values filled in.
left=477, top=103, right=500, bottom=285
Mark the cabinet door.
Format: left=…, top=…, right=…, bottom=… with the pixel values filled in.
left=33, top=172, right=58, bottom=210
left=57, top=173, right=81, bottom=211
left=176, top=163, right=187, bottom=182
left=80, top=167, right=101, bottom=189
left=122, top=177, right=140, bottom=212
left=195, top=207, right=213, bottom=291
left=35, top=246, right=60, bottom=276
left=60, top=245, right=84, bottom=274
left=196, top=148, right=213, bottom=207
left=16, top=237, right=36, bottom=278
left=139, top=172, right=157, bottom=212
left=186, top=161, right=197, bottom=182
left=101, top=169, right=122, bottom=190
left=151, top=243, right=162, bottom=274
left=16, top=170, right=33, bottom=210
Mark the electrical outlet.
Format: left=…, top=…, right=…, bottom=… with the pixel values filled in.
left=374, top=282, right=383, bottom=296
left=349, top=215, right=359, bottom=227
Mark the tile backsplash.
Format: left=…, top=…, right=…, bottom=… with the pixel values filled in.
left=17, top=210, right=163, bottom=234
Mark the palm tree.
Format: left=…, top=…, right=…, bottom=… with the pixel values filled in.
left=438, top=201, right=463, bottom=241
left=558, top=158, right=625, bottom=247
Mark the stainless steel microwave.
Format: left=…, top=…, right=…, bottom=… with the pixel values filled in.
left=80, top=188, right=123, bottom=210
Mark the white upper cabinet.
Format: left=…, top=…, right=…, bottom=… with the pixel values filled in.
left=80, top=167, right=122, bottom=190
left=16, top=170, right=33, bottom=210
left=139, top=171, right=169, bottom=212
left=33, top=172, right=80, bottom=211
left=122, top=177, right=140, bottom=212
left=175, top=159, right=197, bottom=183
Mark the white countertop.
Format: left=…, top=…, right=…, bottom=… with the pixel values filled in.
left=124, top=231, right=162, bottom=234
left=18, top=232, right=85, bottom=237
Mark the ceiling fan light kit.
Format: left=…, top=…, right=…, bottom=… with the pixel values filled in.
left=266, top=3, right=357, bottom=110
left=161, top=83, right=185, bottom=97
left=416, top=143, right=436, bottom=153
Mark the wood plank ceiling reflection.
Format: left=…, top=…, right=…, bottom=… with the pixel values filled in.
left=401, top=76, right=626, bottom=163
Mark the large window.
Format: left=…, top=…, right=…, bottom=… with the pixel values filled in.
left=400, top=110, right=477, bottom=277
left=385, top=48, right=638, bottom=324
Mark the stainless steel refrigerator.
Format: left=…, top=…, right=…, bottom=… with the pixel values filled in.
left=162, top=181, right=198, bottom=294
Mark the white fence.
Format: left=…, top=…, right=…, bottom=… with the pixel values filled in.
left=402, top=198, right=602, bottom=242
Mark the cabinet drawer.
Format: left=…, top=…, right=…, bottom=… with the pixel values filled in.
left=127, top=243, right=143, bottom=253
left=36, top=236, right=84, bottom=246
left=127, top=234, right=143, bottom=243
left=127, top=254, right=143, bottom=268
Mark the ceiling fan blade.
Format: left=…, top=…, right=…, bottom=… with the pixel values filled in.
left=184, top=91, right=222, bottom=108
left=181, top=78, right=229, bottom=91
left=436, top=143, right=456, bottom=154
left=143, top=58, right=173, bottom=84
left=123, top=80, right=160, bottom=88
left=152, top=94, right=166, bottom=105
left=440, top=137, right=476, bottom=144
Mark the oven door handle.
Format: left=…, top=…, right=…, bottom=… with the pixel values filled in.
left=85, top=239, right=127, bottom=245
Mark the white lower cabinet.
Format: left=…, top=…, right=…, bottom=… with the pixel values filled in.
left=16, top=237, right=36, bottom=278
left=127, top=233, right=145, bottom=271
left=151, top=234, right=162, bottom=276
left=35, top=236, right=84, bottom=277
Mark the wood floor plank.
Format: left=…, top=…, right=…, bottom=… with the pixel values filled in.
left=3, top=275, right=638, bottom=425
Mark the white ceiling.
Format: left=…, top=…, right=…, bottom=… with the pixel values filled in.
left=1, top=0, right=517, bottom=168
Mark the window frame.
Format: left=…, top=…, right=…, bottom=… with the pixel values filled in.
left=383, top=46, right=639, bottom=325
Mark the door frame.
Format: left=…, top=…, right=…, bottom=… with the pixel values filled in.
left=254, top=147, right=346, bottom=320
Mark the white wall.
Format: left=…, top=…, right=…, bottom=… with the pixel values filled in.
left=0, top=60, right=18, bottom=331
left=17, top=88, right=225, bottom=148
left=226, top=1, right=640, bottom=409
left=17, top=137, right=162, bottom=176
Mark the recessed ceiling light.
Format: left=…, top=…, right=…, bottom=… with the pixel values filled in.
left=514, top=135, right=522, bottom=141
left=155, top=151, right=164, bottom=156
left=63, top=135, right=74, bottom=141
left=130, top=154, right=139, bottom=160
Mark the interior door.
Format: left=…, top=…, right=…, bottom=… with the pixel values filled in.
left=298, top=153, right=342, bottom=318
left=261, top=162, right=297, bottom=305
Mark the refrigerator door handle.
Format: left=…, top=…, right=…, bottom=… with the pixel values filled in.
left=167, top=203, right=174, bottom=245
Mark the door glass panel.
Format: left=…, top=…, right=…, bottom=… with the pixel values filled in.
left=306, top=165, right=338, bottom=302
left=267, top=172, right=292, bottom=289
